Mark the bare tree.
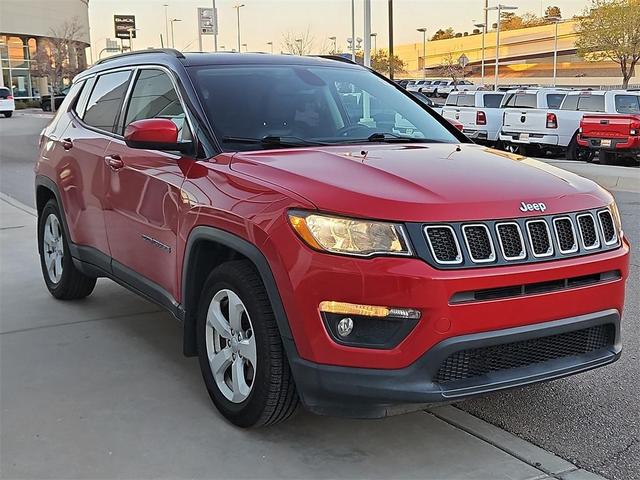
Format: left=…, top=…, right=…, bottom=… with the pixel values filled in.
left=576, top=0, right=640, bottom=89
left=282, top=29, right=315, bottom=55
left=439, top=53, right=466, bottom=84
left=31, top=17, right=86, bottom=112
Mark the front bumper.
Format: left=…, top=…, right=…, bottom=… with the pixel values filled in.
left=288, top=309, right=621, bottom=418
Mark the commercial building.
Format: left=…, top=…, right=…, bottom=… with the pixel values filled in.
left=395, top=20, right=638, bottom=87
left=0, top=0, right=90, bottom=100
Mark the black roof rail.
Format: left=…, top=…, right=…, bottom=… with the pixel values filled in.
left=95, top=48, right=185, bottom=65
left=312, top=54, right=358, bottom=65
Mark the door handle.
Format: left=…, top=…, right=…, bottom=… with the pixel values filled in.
left=104, top=154, right=124, bottom=171
left=62, top=138, right=73, bottom=150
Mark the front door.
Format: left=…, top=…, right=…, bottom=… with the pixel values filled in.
left=102, top=68, right=193, bottom=301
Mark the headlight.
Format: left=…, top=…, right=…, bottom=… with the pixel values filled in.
left=288, top=211, right=412, bottom=257
left=610, top=201, right=623, bottom=239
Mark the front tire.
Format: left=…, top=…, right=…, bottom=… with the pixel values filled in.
left=196, top=260, right=299, bottom=427
left=3, top=112, right=12, bottom=118
left=38, top=199, right=96, bottom=299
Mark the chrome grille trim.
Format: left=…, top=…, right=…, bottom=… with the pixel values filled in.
left=495, top=222, right=526, bottom=260
left=552, top=216, right=579, bottom=254
left=597, top=209, right=618, bottom=246
left=424, top=225, right=463, bottom=265
left=526, top=219, right=554, bottom=258
left=577, top=213, right=600, bottom=250
left=462, top=224, right=496, bottom=263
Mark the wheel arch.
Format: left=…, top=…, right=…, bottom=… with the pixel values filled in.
left=35, top=176, right=71, bottom=253
left=181, top=226, right=295, bottom=357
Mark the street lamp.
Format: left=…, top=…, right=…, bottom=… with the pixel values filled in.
left=233, top=4, right=245, bottom=53
left=329, top=36, right=337, bottom=54
left=370, top=32, right=377, bottom=52
left=486, top=4, right=518, bottom=89
left=546, top=16, right=561, bottom=87
left=266, top=41, right=273, bottom=54
left=417, top=27, right=427, bottom=79
left=474, top=22, right=486, bottom=85
left=169, top=19, right=181, bottom=49
left=127, top=27, right=140, bottom=51
left=163, top=4, right=169, bottom=48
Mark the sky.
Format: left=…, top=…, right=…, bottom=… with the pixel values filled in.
left=88, top=0, right=590, bottom=60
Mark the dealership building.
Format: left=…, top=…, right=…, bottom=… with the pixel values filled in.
left=0, top=0, right=90, bottom=100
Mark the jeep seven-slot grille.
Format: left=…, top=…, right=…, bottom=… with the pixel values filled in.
left=422, top=208, right=618, bottom=268
left=434, top=324, right=616, bottom=384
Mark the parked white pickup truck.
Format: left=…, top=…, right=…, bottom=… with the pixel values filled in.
left=500, top=89, right=640, bottom=159
left=498, top=88, right=568, bottom=155
left=441, top=91, right=505, bottom=144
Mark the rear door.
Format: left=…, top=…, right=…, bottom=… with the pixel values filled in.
left=102, top=67, right=193, bottom=300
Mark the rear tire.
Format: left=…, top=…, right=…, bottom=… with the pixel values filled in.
left=3, top=112, right=12, bottom=118
left=38, top=199, right=96, bottom=300
left=196, top=260, right=299, bottom=428
left=566, top=134, right=594, bottom=162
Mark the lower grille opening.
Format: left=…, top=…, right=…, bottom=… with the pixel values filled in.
left=450, top=270, right=621, bottom=304
left=434, top=324, right=616, bottom=384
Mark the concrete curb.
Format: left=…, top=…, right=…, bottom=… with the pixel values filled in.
left=0, top=192, right=36, bottom=216
left=428, top=406, right=608, bottom=480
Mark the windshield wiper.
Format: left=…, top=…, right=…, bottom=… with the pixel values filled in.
left=221, top=135, right=330, bottom=147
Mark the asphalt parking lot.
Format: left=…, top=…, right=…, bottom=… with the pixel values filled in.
left=1, top=111, right=638, bottom=479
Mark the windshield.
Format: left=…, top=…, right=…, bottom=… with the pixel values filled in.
left=191, top=64, right=459, bottom=151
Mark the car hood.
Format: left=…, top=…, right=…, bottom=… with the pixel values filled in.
left=229, top=143, right=612, bottom=222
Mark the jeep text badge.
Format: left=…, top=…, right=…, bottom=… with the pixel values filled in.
left=520, top=201, right=547, bottom=213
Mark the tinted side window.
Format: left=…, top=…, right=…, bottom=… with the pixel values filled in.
left=547, top=94, right=565, bottom=109
left=615, top=95, right=640, bottom=114
left=0, top=87, right=11, bottom=98
left=445, top=95, right=458, bottom=106
left=73, top=77, right=96, bottom=117
left=483, top=94, right=503, bottom=108
left=83, top=70, right=132, bottom=133
left=577, top=95, right=605, bottom=112
left=561, top=95, right=579, bottom=111
left=124, top=69, right=191, bottom=140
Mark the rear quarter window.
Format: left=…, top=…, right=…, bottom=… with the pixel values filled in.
left=456, top=95, right=475, bottom=107
left=504, top=93, right=537, bottom=108
left=615, top=95, right=640, bottom=114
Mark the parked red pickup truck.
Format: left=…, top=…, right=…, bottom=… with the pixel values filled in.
left=578, top=114, right=640, bottom=166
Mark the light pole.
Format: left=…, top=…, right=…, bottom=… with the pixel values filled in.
left=169, top=19, right=181, bottom=48
left=267, top=41, right=273, bottom=54
left=474, top=22, right=486, bottom=85
left=370, top=33, right=377, bottom=52
left=127, top=27, right=140, bottom=51
left=417, top=27, right=427, bottom=78
left=486, top=4, right=518, bottom=90
left=351, top=0, right=356, bottom=61
left=233, top=4, right=245, bottom=54
left=329, top=36, right=337, bottom=54
left=163, top=4, right=169, bottom=48
left=546, top=16, right=561, bottom=86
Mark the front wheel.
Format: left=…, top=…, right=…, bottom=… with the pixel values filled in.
left=38, top=199, right=96, bottom=299
left=3, top=112, right=12, bottom=118
left=197, top=260, right=299, bottom=427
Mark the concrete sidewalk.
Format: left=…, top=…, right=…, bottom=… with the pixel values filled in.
left=0, top=196, right=604, bottom=480
left=540, top=159, right=640, bottom=193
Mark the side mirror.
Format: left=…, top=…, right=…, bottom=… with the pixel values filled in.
left=124, top=118, right=193, bottom=153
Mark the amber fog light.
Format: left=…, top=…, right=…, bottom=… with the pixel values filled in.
left=320, top=301, right=421, bottom=349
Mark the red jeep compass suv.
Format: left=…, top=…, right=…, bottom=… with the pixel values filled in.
left=35, top=50, right=629, bottom=427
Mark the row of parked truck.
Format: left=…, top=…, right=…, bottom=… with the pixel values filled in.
left=432, top=87, right=640, bottom=166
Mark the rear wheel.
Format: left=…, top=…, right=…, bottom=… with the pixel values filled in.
left=3, top=112, right=12, bottom=118
left=196, top=260, right=299, bottom=427
left=38, top=199, right=96, bottom=299
left=566, top=134, right=594, bottom=162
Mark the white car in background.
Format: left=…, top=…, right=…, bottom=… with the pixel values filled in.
left=441, top=90, right=505, bottom=144
left=421, top=80, right=447, bottom=97
left=500, top=88, right=640, bottom=159
left=406, top=79, right=433, bottom=92
left=498, top=88, right=568, bottom=155
left=438, top=80, right=480, bottom=97
left=0, top=87, right=15, bottom=118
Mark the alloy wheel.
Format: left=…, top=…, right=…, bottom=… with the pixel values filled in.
left=205, top=289, right=257, bottom=403
left=43, top=213, right=64, bottom=283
